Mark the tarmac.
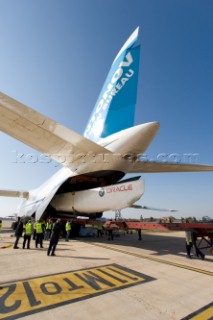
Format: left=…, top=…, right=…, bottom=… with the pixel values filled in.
left=0, top=221, right=213, bottom=320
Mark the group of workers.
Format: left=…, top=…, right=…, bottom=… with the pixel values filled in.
left=13, top=217, right=73, bottom=256
left=96, top=224, right=114, bottom=240
left=9, top=217, right=206, bottom=259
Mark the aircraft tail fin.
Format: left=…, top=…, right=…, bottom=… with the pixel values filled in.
left=84, top=27, right=140, bottom=142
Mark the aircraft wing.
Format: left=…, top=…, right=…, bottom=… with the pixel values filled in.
left=0, top=92, right=111, bottom=169
left=129, top=161, right=213, bottom=173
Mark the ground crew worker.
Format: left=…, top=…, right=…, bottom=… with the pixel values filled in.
left=47, top=219, right=61, bottom=256
left=13, top=217, right=24, bottom=249
left=0, top=220, right=2, bottom=239
left=23, top=220, right=33, bottom=249
left=65, top=219, right=72, bottom=241
left=97, top=224, right=103, bottom=238
left=44, top=219, right=53, bottom=240
left=138, top=229, right=142, bottom=240
left=107, top=225, right=114, bottom=241
left=35, top=220, right=44, bottom=248
left=32, top=220, right=37, bottom=240
left=185, top=230, right=193, bottom=258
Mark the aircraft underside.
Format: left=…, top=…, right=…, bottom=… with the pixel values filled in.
left=47, top=172, right=142, bottom=220
left=47, top=170, right=125, bottom=219
left=55, top=170, right=125, bottom=194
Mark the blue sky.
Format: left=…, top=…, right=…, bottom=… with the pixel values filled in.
left=0, top=0, right=213, bottom=219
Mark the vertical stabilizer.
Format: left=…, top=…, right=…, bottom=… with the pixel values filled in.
left=84, top=27, right=140, bottom=141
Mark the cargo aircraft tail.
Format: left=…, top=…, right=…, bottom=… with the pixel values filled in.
left=0, top=27, right=213, bottom=221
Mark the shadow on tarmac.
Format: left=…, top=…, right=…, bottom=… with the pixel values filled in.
left=77, top=232, right=213, bottom=261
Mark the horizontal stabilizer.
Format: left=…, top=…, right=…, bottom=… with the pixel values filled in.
left=131, top=204, right=177, bottom=212
left=0, top=190, right=29, bottom=199
left=129, top=161, right=213, bottom=173
left=0, top=92, right=110, bottom=169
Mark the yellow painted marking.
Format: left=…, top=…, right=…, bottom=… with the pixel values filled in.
left=182, top=302, right=213, bottom=319
left=0, top=264, right=155, bottom=319
left=0, top=244, right=13, bottom=249
left=191, top=307, right=213, bottom=319
left=87, top=243, right=213, bottom=277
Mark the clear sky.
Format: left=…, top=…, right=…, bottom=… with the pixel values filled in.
left=0, top=0, right=213, bottom=220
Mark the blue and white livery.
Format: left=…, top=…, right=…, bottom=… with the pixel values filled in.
left=84, top=28, right=140, bottom=141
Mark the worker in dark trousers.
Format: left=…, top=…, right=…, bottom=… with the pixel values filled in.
left=32, top=221, right=36, bottom=240
left=35, top=220, right=44, bottom=248
left=65, top=219, right=72, bottom=241
left=23, top=220, right=33, bottom=249
left=192, top=232, right=205, bottom=260
left=107, top=225, right=114, bottom=240
left=44, top=219, right=53, bottom=240
left=97, top=225, right=103, bottom=238
left=138, top=229, right=142, bottom=240
left=0, top=220, right=2, bottom=239
left=185, top=231, right=193, bottom=258
left=47, top=219, right=61, bottom=256
left=13, top=217, right=24, bottom=249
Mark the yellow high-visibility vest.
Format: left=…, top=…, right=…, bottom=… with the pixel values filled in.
left=46, top=222, right=53, bottom=230
left=66, top=222, right=71, bottom=231
left=185, top=231, right=192, bottom=244
left=25, top=223, right=32, bottom=235
left=35, top=222, right=43, bottom=234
